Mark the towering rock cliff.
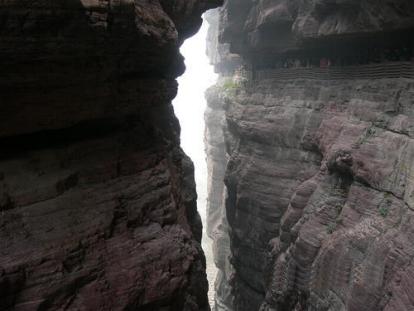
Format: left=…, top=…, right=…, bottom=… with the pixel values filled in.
left=0, top=1, right=221, bottom=310
left=204, top=9, right=241, bottom=311
left=206, top=1, right=414, bottom=310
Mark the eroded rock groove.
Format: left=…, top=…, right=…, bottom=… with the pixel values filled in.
left=205, top=1, right=414, bottom=311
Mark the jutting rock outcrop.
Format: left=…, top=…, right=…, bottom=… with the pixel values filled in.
left=205, top=1, right=414, bottom=310
left=0, top=0, right=221, bottom=310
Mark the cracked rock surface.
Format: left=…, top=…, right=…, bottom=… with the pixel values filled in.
left=205, top=1, right=414, bottom=310
left=0, top=0, right=221, bottom=310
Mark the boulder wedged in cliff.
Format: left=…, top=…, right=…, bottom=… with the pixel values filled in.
left=0, top=0, right=221, bottom=309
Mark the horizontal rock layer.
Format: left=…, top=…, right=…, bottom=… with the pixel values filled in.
left=220, top=0, right=414, bottom=58
left=205, top=8, right=235, bottom=311
left=225, top=76, right=414, bottom=311
left=0, top=0, right=221, bottom=310
left=205, top=1, right=414, bottom=310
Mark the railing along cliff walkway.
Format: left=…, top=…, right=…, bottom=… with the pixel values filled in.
left=255, top=61, right=414, bottom=81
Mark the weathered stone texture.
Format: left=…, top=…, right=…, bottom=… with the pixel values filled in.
left=205, top=9, right=236, bottom=311
left=221, top=0, right=414, bottom=55
left=205, top=82, right=234, bottom=311
left=0, top=0, right=221, bottom=310
left=225, top=78, right=414, bottom=311
left=205, top=1, right=414, bottom=310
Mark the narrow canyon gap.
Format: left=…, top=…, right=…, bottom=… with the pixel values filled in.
left=2, top=1, right=414, bottom=311
left=0, top=1, right=222, bottom=310
left=173, top=16, right=218, bottom=306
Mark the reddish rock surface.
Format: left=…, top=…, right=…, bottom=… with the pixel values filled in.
left=205, top=1, right=414, bottom=310
left=0, top=0, right=221, bottom=310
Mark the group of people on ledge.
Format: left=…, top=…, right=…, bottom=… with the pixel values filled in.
left=272, top=45, right=414, bottom=70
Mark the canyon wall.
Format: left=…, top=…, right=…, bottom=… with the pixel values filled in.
left=0, top=1, right=221, bottom=310
left=205, top=1, right=414, bottom=310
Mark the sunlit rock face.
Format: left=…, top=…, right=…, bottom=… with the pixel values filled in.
left=0, top=0, right=221, bottom=310
left=206, top=1, right=414, bottom=310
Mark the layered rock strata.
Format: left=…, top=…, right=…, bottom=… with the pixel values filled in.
left=205, top=1, right=414, bottom=310
left=204, top=82, right=232, bottom=311
left=205, top=8, right=241, bottom=311
left=0, top=0, right=220, bottom=310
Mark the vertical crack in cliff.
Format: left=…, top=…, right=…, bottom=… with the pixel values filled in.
left=172, top=15, right=218, bottom=308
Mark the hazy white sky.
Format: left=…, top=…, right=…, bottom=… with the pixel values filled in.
left=173, top=18, right=218, bottom=221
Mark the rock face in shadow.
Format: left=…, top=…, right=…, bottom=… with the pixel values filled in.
left=221, top=0, right=414, bottom=56
left=205, top=1, right=414, bottom=310
left=0, top=0, right=221, bottom=310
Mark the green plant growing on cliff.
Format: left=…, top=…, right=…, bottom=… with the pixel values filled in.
left=354, top=124, right=376, bottom=148
left=326, top=222, right=337, bottom=234
left=221, top=79, right=240, bottom=93
left=379, top=206, right=389, bottom=218
left=335, top=217, right=343, bottom=225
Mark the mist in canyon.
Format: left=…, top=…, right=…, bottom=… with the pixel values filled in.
left=2, top=1, right=414, bottom=311
left=173, top=16, right=218, bottom=306
left=173, top=17, right=217, bottom=230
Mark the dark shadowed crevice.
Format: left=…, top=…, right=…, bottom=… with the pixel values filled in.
left=173, top=15, right=218, bottom=307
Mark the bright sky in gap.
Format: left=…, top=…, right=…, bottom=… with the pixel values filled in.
left=173, top=16, right=218, bottom=222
